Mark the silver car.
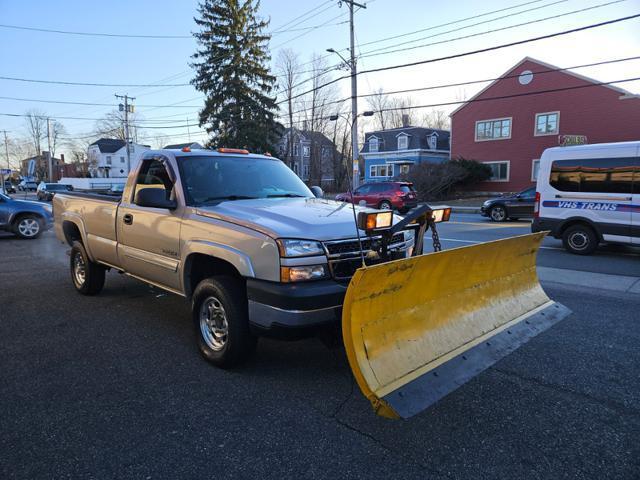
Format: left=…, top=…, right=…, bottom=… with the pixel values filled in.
left=0, top=192, right=53, bottom=238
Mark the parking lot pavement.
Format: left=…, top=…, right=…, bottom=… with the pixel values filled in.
left=1, top=230, right=639, bottom=479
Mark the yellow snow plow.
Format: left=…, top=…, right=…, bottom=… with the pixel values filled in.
left=342, top=206, right=570, bottom=419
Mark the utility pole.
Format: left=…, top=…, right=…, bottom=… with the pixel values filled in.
left=46, top=118, right=53, bottom=181
left=115, top=94, right=135, bottom=174
left=339, top=0, right=366, bottom=189
left=2, top=130, right=10, bottom=170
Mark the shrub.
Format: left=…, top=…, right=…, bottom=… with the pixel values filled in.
left=450, top=157, right=492, bottom=185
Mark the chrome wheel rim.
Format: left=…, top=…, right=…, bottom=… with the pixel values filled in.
left=18, top=218, right=40, bottom=237
left=380, top=202, right=392, bottom=210
left=73, top=251, right=86, bottom=286
left=568, top=232, right=588, bottom=250
left=491, top=207, right=505, bottom=221
left=200, top=296, right=229, bottom=351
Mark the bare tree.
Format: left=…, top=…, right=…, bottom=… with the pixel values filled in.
left=421, top=109, right=451, bottom=130
left=94, top=109, right=141, bottom=142
left=366, top=88, right=391, bottom=131
left=301, top=54, right=339, bottom=185
left=49, top=120, right=68, bottom=159
left=276, top=48, right=302, bottom=169
left=24, top=110, right=48, bottom=156
left=388, top=96, right=416, bottom=129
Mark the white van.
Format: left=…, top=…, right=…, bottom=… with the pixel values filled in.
left=532, top=141, right=639, bottom=254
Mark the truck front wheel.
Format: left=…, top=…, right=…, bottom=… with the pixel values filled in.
left=192, top=276, right=257, bottom=368
left=70, top=241, right=106, bottom=295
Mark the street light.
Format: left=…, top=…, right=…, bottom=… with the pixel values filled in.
left=326, top=48, right=351, bottom=71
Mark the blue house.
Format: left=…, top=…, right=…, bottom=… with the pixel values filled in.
left=360, top=125, right=450, bottom=182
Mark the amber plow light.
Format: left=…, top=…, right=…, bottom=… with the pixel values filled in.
left=357, top=211, right=393, bottom=233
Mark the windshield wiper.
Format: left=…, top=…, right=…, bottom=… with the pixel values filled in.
left=266, top=193, right=306, bottom=198
left=201, top=195, right=257, bottom=203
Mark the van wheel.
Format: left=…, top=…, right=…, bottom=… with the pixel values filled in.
left=489, top=205, right=507, bottom=222
left=192, top=276, right=257, bottom=368
left=562, top=224, right=598, bottom=255
left=70, top=241, right=106, bottom=294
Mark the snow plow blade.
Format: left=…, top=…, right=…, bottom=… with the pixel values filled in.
left=342, top=232, right=571, bottom=419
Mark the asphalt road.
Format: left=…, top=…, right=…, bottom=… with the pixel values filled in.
left=1, top=219, right=639, bottom=479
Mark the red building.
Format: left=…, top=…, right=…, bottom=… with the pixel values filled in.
left=450, top=57, right=640, bottom=192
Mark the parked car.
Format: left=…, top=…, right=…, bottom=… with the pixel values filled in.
left=18, top=180, right=38, bottom=191
left=37, top=183, right=73, bottom=201
left=532, top=141, right=640, bottom=255
left=335, top=181, right=418, bottom=213
left=0, top=192, right=53, bottom=238
left=481, top=187, right=536, bottom=222
left=3, top=181, right=16, bottom=194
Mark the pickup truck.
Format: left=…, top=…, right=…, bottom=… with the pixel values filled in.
left=53, top=148, right=415, bottom=366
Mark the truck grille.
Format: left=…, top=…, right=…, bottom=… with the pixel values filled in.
left=323, top=233, right=408, bottom=281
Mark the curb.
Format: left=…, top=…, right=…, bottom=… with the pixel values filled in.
left=450, top=206, right=482, bottom=214
left=537, top=266, right=640, bottom=294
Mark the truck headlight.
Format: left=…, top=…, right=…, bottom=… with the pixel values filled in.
left=280, top=265, right=328, bottom=282
left=277, top=239, right=324, bottom=257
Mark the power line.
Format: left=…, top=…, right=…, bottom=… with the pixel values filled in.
left=277, top=13, right=640, bottom=105
left=270, top=1, right=334, bottom=33
left=0, top=96, right=201, bottom=109
left=0, top=76, right=190, bottom=87
left=360, top=0, right=627, bottom=58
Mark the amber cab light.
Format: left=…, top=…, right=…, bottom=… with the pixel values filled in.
left=218, top=148, right=250, bottom=154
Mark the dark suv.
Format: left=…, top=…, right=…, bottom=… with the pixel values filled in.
left=481, top=187, right=536, bottom=222
left=336, top=181, right=418, bottom=213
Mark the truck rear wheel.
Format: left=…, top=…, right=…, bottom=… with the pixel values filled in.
left=192, top=276, right=257, bottom=368
left=70, top=241, right=106, bottom=295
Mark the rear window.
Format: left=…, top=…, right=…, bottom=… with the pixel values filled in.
left=549, top=157, right=639, bottom=194
left=399, top=185, right=412, bottom=193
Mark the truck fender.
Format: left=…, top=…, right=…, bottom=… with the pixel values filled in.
left=60, top=212, right=95, bottom=261
left=182, top=240, right=256, bottom=291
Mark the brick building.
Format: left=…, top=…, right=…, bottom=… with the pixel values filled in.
left=450, top=57, right=640, bottom=192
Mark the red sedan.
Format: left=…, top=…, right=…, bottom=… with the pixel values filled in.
left=335, top=181, right=418, bottom=213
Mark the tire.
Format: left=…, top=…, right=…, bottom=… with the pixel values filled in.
left=70, top=241, right=106, bottom=295
left=562, top=224, right=598, bottom=255
left=489, top=205, right=507, bottom=222
left=14, top=215, right=43, bottom=239
left=192, top=276, right=257, bottom=368
left=379, top=200, right=393, bottom=210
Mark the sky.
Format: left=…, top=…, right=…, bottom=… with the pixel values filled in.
left=0, top=0, right=638, bottom=166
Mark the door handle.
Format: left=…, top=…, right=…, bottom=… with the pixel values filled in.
left=123, top=213, right=133, bottom=225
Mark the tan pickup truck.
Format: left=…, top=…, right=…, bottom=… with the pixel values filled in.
left=54, top=148, right=415, bottom=366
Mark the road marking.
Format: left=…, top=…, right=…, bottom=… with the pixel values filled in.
left=448, top=221, right=531, bottom=228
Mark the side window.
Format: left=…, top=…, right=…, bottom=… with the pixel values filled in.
left=520, top=187, right=536, bottom=199
left=550, top=158, right=635, bottom=194
left=134, top=159, right=173, bottom=203
left=634, top=158, right=640, bottom=194
left=356, top=185, right=370, bottom=195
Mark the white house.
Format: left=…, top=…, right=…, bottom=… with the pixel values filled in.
left=88, top=138, right=151, bottom=178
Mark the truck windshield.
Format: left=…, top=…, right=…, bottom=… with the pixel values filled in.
left=177, top=155, right=313, bottom=205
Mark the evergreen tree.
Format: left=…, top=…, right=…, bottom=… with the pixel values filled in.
left=191, top=0, right=280, bottom=152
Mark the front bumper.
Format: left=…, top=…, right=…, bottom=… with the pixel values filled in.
left=246, top=278, right=347, bottom=333
left=480, top=205, right=490, bottom=217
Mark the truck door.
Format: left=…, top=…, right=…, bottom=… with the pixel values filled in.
left=117, top=157, right=183, bottom=291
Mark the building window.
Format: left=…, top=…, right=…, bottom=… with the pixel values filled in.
left=369, top=137, right=379, bottom=152
left=303, top=146, right=310, bottom=157
left=370, top=164, right=393, bottom=177
left=532, top=159, right=540, bottom=181
left=397, top=135, right=408, bottom=150
left=120, top=156, right=125, bottom=163
left=475, top=118, right=511, bottom=141
left=399, top=164, right=411, bottom=175
left=303, top=164, right=310, bottom=178
left=428, top=134, right=437, bottom=150
left=322, top=146, right=329, bottom=158
left=535, top=112, right=559, bottom=136
left=293, top=163, right=299, bottom=175
left=106, top=156, right=112, bottom=165
left=293, top=145, right=299, bottom=156
left=484, top=161, right=510, bottom=182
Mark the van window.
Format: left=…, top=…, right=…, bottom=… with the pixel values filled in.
left=549, top=158, right=638, bottom=194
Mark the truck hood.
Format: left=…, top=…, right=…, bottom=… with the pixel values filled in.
left=196, top=197, right=394, bottom=241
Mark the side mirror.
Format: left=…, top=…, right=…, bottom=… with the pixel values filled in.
left=310, top=186, right=324, bottom=198
left=134, top=187, right=177, bottom=210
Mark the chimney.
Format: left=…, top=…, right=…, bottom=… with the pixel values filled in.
left=60, top=153, right=65, bottom=163
left=402, top=114, right=410, bottom=128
